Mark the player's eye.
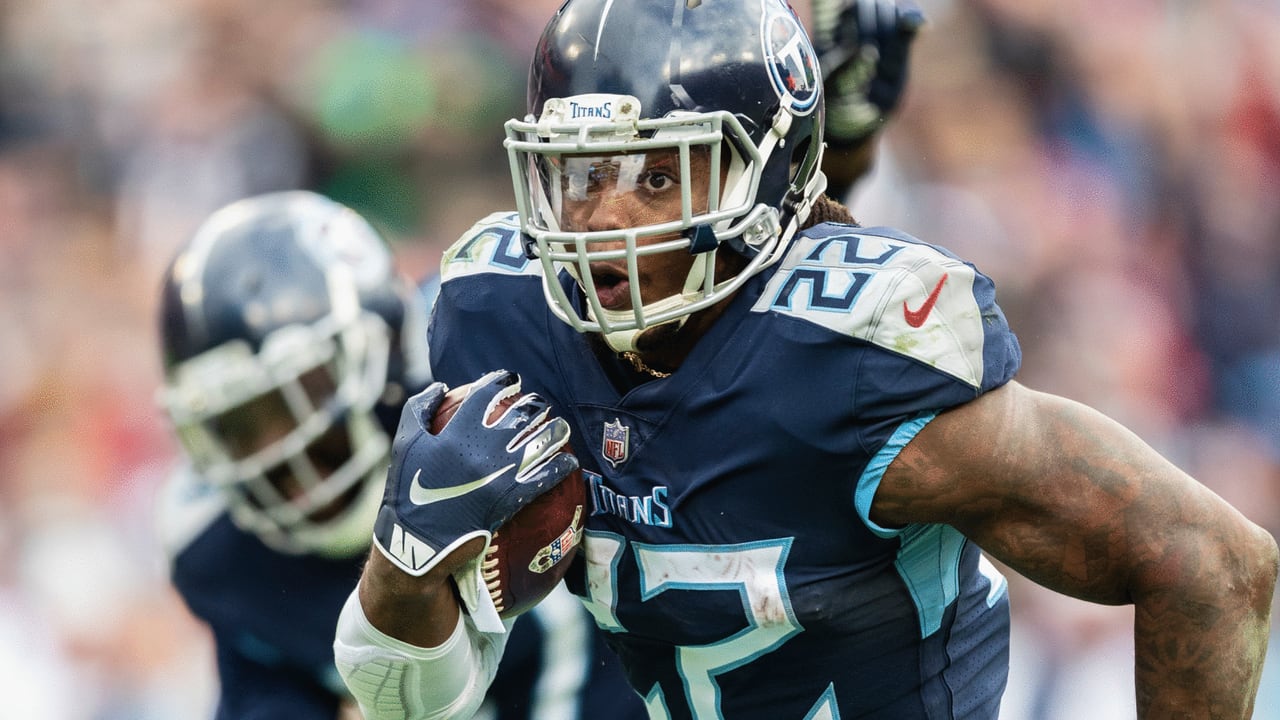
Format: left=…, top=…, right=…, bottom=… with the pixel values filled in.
left=638, top=169, right=677, bottom=194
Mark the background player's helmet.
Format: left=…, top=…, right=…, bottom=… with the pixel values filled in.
left=158, top=191, right=430, bottom=557
left=506, top=0, right=827, bottom=352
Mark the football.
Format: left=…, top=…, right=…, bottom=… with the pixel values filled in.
left=431, top=382, right=586, bottom=618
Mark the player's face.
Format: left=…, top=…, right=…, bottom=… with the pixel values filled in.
left=555, top=146, right=719, bottom=310
left=212, top=368, right=354, bottom=521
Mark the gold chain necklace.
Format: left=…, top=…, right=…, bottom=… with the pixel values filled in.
left=621, top=351, right=671, bottom=379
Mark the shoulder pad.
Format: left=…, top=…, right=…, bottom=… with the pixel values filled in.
left=440, top=211, right=541, bottom=283
left=155, top=464, right=227, bottom=562
left=753, top=225, right=999, bottom=388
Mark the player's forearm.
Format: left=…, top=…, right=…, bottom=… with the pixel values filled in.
left=1039, top=398, right=1280, bottom=716
left=1131, top=523, right=1277, bottom=718
left=358, top=542, right=470, bottom=648
left=888, top=384, right=1279, bottom=715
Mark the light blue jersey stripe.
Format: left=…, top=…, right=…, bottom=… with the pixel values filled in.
left=854, top=412, right=968, bottom=637
left=853, top=412, right=935, bottom=539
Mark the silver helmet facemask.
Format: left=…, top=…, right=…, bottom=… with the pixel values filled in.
left=160, top=310, right=391, bottom=557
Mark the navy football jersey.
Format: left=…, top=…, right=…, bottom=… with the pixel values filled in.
left=429, top=212, right=1022, bottom=719
left=158, top=467, right=363, bottom=719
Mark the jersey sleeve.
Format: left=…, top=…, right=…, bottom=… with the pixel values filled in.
left=155, top=463, right=227, bottom=567
left=438, top=211, right=539, bottom=284
left=754, top=223, right=1021, bottom=417
left=428, top=211, right=553, bottom=391
left=754, top=224, right=1022, bottom=537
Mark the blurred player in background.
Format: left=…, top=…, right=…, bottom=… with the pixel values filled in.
left=155, top=190, right=643, bottom=719
left=804, top=0, right=925, bottom=200
left=334, top=0, right=1277, bottom=717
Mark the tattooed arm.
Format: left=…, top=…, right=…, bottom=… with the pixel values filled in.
left=876, top=380, right=1278, bottom=719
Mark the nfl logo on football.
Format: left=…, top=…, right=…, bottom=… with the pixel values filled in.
left=602, top=419, right=629, bottom=467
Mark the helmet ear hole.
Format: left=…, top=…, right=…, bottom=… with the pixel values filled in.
left=789, top=136, right=813, bottom=180
left=784, top=134, right=817, bottom=207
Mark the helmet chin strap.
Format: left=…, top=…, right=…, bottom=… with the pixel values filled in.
left=604, top=320, right=698, bottom=354
left=596, top=299, right=691, bottom=353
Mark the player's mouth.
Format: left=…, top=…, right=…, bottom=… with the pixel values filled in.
left=589, top=265, right=632, bottom=310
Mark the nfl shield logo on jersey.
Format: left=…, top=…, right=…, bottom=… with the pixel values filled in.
left=602, top=419, right=630, bottom=467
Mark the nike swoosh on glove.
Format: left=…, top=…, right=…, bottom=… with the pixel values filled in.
left=811, top=0, right=926, bottom=146
left=372, top=369, right=579, bottom=578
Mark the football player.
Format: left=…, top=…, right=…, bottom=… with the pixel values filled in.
left=156, top=190, right=643, bottom=719
left=335, top=1, right=1276, bottom=719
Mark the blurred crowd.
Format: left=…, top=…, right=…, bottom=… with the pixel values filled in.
left=0, top=0, right=1275, bottom=717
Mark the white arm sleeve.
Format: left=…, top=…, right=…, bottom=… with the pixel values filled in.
left=333, top=589, right=511, bottom=720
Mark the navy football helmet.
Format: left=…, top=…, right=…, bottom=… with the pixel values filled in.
left=506, top=0, right=827, bottom=352
left=158, top=191, right=430, bottom=557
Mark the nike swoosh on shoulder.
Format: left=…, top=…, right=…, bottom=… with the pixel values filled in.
left=903, top=272, right=949, bottom=328
left=409, top=465, right=515, bottom=506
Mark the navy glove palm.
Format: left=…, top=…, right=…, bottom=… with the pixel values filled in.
left=372, top=370, right=578, bottom=578
left=812, top=0, right=926, bottom=146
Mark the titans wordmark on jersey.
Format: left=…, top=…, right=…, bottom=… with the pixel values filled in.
left=432, top=213, right=1022, bottom=719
